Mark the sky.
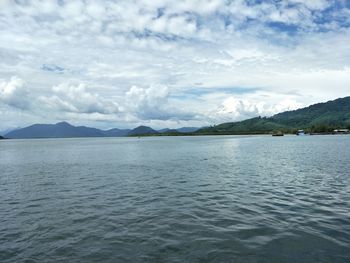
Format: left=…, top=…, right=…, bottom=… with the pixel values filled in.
left=0, top=0, right=350, bottom=130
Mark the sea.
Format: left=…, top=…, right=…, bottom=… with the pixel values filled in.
left=1, top=135, right=349, bottom=262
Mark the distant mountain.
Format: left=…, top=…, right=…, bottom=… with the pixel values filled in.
left=197, top=96, right=350, bottom=134
left=4, top=122, right=186, bottom=139
left=6, top=122, right=104, bottom=139
left=5, top=122, right=130, bottom=139
left=176, top=127, right=199, bottom=133
left=158, top=130, right=184, bottom=136
left=158, top=127, right=199, bottom=133
left=103, top=128, right=131, bottom=137
left=0, top=135, right=4, bottom=140
left=0, top=128, right=19, bottom=136
left=128, top=126, right=159, bottom=136
left=158, top=128, right=170, bottom=133
left=165, top=129, right=180, bottom=133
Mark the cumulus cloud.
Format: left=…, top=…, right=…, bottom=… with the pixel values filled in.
left=0, top=1, right=349, bottom=129
left=0, top=77, right=30, bottom=110
left=214, top=96, right=303, bottom=122
left=124, top=85, right=197, bottom=121
left=125, top=85, right=169, bottom=119
left=39, top=83, right=120, bottom=115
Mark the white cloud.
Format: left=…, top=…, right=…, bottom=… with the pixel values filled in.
left=0, top=77, right=30, bottom=110
left=0, top=1, right=349, bottom=129
left=211, top=95, right=303, bottom=123
left=124, top=84, right=195, bottom=121
left=216, top=97, right=262, bottom=120
left=39, top=83, right=120, bottom=115
left=288, top=0, right=330, bottom=11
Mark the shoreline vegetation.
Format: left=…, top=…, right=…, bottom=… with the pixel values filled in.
left=2, top=131, right=350, bottom=140
left=3, top=96, right=350, bottom=139
left=128, top=130, right=350, bottom=137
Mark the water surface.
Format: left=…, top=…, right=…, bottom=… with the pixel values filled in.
left=1, top=135, right=350, bottom=262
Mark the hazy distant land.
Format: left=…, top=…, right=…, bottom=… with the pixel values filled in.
left=3, top=96, right=350, bottom=139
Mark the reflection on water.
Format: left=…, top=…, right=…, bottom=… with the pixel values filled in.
left=1, top=135, right=350, bottom=262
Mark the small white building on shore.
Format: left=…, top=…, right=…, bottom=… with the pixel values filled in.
left=334, top=129, right=349, bottom=133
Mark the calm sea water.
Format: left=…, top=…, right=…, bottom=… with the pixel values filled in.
left=1, top=135, right=350, bottom=262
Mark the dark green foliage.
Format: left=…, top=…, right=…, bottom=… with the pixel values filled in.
left=196, top=96, right=350, bottom=135
left=271, top=97, right=350, bottom=128
left=197, top=117, right=289, bottom=134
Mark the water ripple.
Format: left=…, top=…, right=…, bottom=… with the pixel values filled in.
left=1, top=136, right=350, bottom=262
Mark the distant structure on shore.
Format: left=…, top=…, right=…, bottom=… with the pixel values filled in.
left=333, top=129, right=349, bottom=134
left=296, top=130, right=305, bottom=136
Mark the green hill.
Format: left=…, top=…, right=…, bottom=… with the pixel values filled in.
left=271, top=97, right=350, bottom=131
left=196, top=96, right=350, bottom=135
left=197, top=117, right=289, bottom=135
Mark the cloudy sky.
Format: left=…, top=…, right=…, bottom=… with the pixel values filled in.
left=0, top=0, right=349, bottom=130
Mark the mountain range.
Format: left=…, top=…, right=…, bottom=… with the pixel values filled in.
left=4, top=122, right=199, bottom=139
left=3, top=96, right=350, bottom=139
